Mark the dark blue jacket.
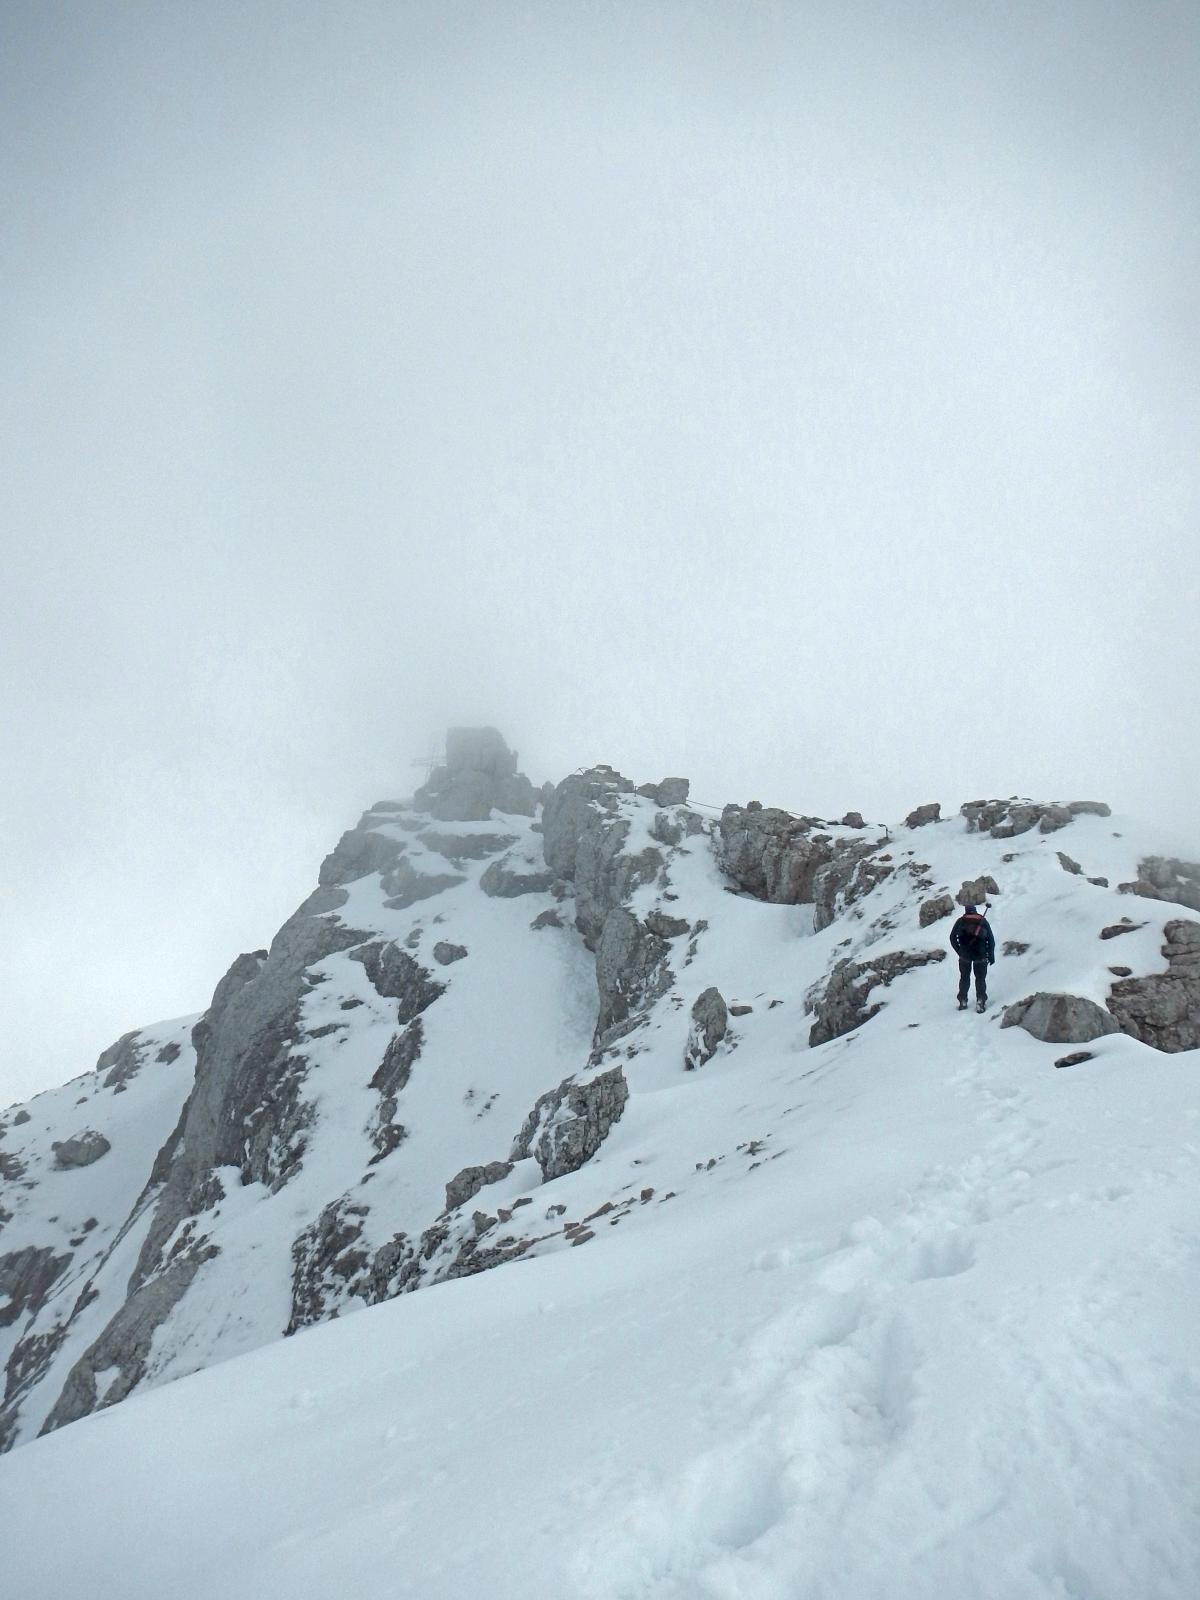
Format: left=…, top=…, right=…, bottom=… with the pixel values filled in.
left=950, top=912, right=995, bottom=962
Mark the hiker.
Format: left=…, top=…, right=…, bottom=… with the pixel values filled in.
left=950, top=903, right=995, bottom=1012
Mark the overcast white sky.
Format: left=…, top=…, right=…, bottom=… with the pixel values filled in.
left=2, top=1, right=1197, bottom=1106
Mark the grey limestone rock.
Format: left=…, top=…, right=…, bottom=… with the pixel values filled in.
left=639, top=777, right=689, bottom=807
left=684, top=987, right=728, bottom=1070
left=444, top=1161, right=514, bottom=1213
left=510, top=1065, right=629, bottom=1183
left=541, top=768, right=663, bottom=946
left=12, top=1109, right=30, bottom=1126
left=957, top=876, right=1000, bottom=907
left=1118, top=857, right=1200, bottom=914
left=718, top=804, right=837, bottom=904
left=318, top=828, right=404, bottom=888
left=530, top=908, right=564, bottom=931
left=51, top=1132, right=111, bottom=1169
left=479, top=854, right=556, bottom=898
left=413, top=727, right=536, bottom=821
left=286, top=1197, right=415, bottom=1334
left=0, top=1247, right=71, bottom=1330
left=645, top=909, right=690, bottom=940
left=1100, top=920, right=1145, bottom=940
left=650, top=811, right=685, bottom=847
left=961, top=798, right=1078, bottom=839
left=1068, top=800, right=1112, bottom=817
left=96, top=1031, right=146, bottom=1091
left=841, top=811, right=867, bottom=829
left=905, top=803, right=941, bottom=828
left=432, top=941, right=468, bottom=966
left=808, top=948, right=947, bottom=1046
left=419, top=830, right=517, bottom=863
left=812, top=843, right=894, bottom=932
left=1000, top=993, right=1120, bottom=1044
left=1057, top=852, right=1083, bottom=875
left=594, top=909, right=672, bottom=1042
left=350, top=942, right=444, bottom=1023
left=1107, top=920, right=1200, bottom=1052
left=919, top=893, right=956, bottom=927
left=379, top=856, right=466, bottom=909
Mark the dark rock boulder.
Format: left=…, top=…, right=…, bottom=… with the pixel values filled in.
left=1068, top=801, right=1112, bottom=817
left=905, top=803, right=941, bottom=828
left=510, top=1065, right=629, bottom=1182
left=0, top=1247, right=70, bottom=1330
left=957, top=876, right=1000, bottom=906
left=961, top=799, right=1076, bottom=839
left=684, top=987, right=728, bottom=1071
left=1100, top=920, right=1145, bottom=940
left=841, top=811, right=866, bottom=829
left=419, top=830, right=518, bottom=863
left=379, top=856, right=466, bottom=909
left=319, top=829, right=403, bottom=888
left=96, top=1031, right=146, bottom=1091
left=51, top=1132, right=111, bottom=1169
left=479, top=854, right=556, bottom=898
left=1000, top=993, right=1119, bottom=1044
left=717, top=804, right=836, bottom=904
left=1107, top=920, right=1200, bottom=1052
left=432, top=941, right=467, bottom=966
left=1118, top=857, right=1200, bottom=914
left=919, top=893, right=956, bottom=927
left=350, top=942, right=444, bottom=1023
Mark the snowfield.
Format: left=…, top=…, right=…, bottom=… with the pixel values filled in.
left=1, top=773, right=1198, bottom=1598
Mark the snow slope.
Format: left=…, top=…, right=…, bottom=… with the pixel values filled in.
left=2, top=750, right=1198, bottom=1596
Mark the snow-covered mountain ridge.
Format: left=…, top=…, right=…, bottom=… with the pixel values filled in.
left=2, top=729, right=1198, bottom=1598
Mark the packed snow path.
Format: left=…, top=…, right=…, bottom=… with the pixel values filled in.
left=3, top=1010, right=1196, bottom=1598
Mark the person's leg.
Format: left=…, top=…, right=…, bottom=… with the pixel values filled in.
left=974, top=959, right=988, bottom=1004
left=958, top=958, right=971, bottom=1003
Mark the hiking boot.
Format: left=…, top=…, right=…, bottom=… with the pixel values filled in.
left=976, top=998, right=987, bottom=1013
left=957, top=998, right=969, bottom=1010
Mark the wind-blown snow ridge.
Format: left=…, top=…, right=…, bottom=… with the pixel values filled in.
left=2, top=731, right=1197, bottom=1598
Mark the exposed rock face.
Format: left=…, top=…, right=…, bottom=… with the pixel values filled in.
left=808, top=949, right=947, bottom=1046
left=51, top=1132, right=111, bottom=1170
left=510, top=1066, right=629, bottom=1183
left=287, top=1197, right=412, bottom=1335
left=717, top=804, right=837, bottom=904
left=812, top=843, right=893, bottom=932
left=479, top=854, right=556, bottom=898
left=1107, top=921, right=1200, bottom=1052
left=645, top=910, right=690, bottom=940
left=379, top=856, right=465, bottom=910
left=413, top=727, right=536, bottom=820
left=420, top=831, right=517, bottom=864
left=905, top=803, right=941, bottom=828
left=960, top=800, right=1074, bottom=838
left=530, top=908, right=563, bottom=931
left=1057, top=852, right=1083, bottom=875
left=319, top=829, right=403, bottom=888
left=350, top=942, right=444, bottom=1022
left=684, top=988, right=728, bottom=1071
left=919, top=893, right=956, bottom=927
left=432, top=942, right=467, bottom=966
left=841, top=811, right=866, bottom=829
left=594, top=910, right=672, bottom=1043
left=541, top=768, right=662, bottom=947
left=96, top=1032, right=146, bottom=1091
left=40, top=904, right=373, bottom=1438
left=957, top=876, right=1000, bottom=906
left=0, top=1248, right=70, bottom=1330
left=1068, top=800, right=1111, bottom=817
left=1101, top=921, right=1145, bottom=940
left=1118, top=857, right=1200, bottom=914
left=1000, top=993, right=1120, bottom=1044
left=444, top=1161, right=514, bottom=1213
left=635, top=777, right=690, bottom=807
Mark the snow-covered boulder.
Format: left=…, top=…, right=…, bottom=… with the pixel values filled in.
left=1000, top=992, right=1120, bottom=1044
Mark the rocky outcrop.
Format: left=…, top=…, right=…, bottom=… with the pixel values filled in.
left=812, top=843, right=893, bottom=932
left=841, top=811, right=866, bottom=829
left=379, top=856, right=465, bottom=909
left=443, top=1161, right=514, bottom=1213
left=808, top=949, right=947, bottom=1046
left=635, top=777, right=690, bottom=807
left=1100, top=920, right=1145, bottom=940
left=96, top=1031, right=146, bottom=1091
left=1118, top=857, right=1200, bottom=914
left=957, top=876, right=1000, bottom=906
left=1000, top=993, right=1120, bottom=1044
left=350, top=942, right=444, bottom=1022
left=420, top=831, right=517, bottom=863
left=684, top=988, right=728, bottom=1071
left=510, top=1066, right=629, bottom=1183
left=919, top=893, right=956, bottom=927
left=286, top=1198, right=413, bottom=1335
left=432, top=941, right=467, bottom=966
left=413, top=727, right=536, bottom=821
left=960, top=799, right=1076, bottom=838
left=39, top=902, right=373, bottom=1438
left=479, top=854, right=556, bottom=898
left=717, top=804, right=837, bottom=904
left=319, top=829, right=403, bottom=888
left=51, top=1132, right=111, bottom=1170
left=541, top=768, right=663, bottom=946
left=594, top=910, right=672, bottom=1043
left=905, top=803, right=941, bottom=828
left=0, top=1248, right=70, bottom=1330
left=1107, top=921, right=1200, bottom=1052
